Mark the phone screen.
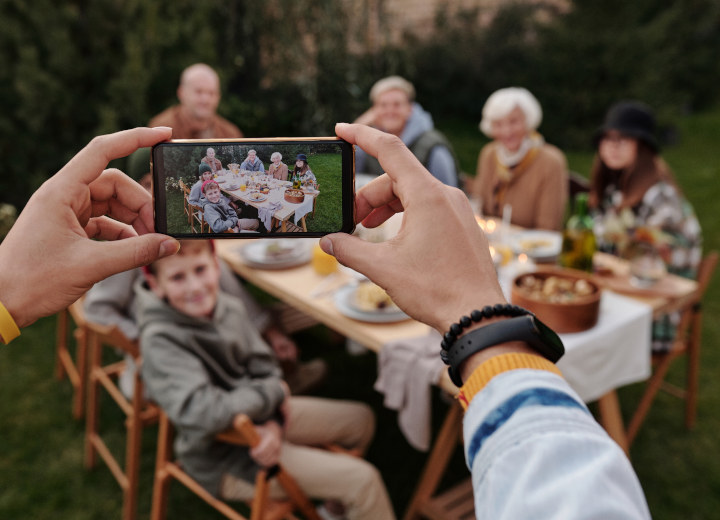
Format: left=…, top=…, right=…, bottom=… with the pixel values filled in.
left=151, top=138, right=355, bottom=238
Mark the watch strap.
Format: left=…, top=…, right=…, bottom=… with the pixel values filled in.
left=457, top=352, right=563, bottom=410
left=444, top=315, right=564, bottom=386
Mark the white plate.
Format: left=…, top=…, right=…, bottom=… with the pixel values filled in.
left=239, top=241, right=311, bottom=269
left=509, top=230, right=562, bottom=260
left=334, top=285, right=409, bottom=323
left=248, top=193, right=268, bottom=202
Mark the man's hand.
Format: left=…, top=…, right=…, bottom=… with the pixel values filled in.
left=248, top=421, right=283, bottom=467
left=264, top=327, right=298, bottom=363
left=0, top=127, right=179, bottom=329
left=321, top=123, right=506, bottom=333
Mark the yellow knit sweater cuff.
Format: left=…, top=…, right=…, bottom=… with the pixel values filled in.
left=457, top=353, right=563, bottom=410
left=0, top=299, right=21, bottom=344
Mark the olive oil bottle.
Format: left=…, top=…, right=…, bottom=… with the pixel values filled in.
left=559, top=193, right=596, bottom=272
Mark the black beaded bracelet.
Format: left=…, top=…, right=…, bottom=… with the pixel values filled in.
left=440, top=304, right=532, bottom=353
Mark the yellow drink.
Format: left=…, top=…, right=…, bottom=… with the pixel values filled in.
left=312, top=243, right=338, bottom=275
left=240, top=184, right=246, bottom=191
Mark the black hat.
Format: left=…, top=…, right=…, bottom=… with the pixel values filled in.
left=198, top=162, right=213, bottom=176
left=594, top=101, right=658, bottom=152
left=296, top=153, right=307, bottom=162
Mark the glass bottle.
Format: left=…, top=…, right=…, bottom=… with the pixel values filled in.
left=559, top=193, right=596, bottom=272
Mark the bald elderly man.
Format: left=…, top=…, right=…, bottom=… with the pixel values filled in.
left=149, top=63, right=243, bottom=139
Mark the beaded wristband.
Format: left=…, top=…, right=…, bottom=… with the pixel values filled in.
left=440, top=304, right=531, bottom=351
left=0, top=299, right=21, bottom=344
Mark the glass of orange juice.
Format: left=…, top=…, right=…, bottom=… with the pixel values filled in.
left=312, top=243, right=338, bottom=275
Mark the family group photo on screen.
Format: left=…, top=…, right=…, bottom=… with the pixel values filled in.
left=152, top=140, right=353, bottom=237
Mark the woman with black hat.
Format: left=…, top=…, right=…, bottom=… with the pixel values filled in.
left=589, top=101, right=702, bottom=351
left=293, top=153, right=317, bottom=187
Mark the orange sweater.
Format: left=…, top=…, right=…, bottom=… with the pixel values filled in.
left=472, top=142, right=568, bottom=231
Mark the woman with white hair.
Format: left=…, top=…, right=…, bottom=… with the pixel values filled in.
left=471, top=87, right=568, bottom=230
left=268, top=151, right=288, bottom=181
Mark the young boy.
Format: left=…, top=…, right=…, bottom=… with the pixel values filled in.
left=201, top=179, right=260, bottom=233
left=137, top=241, right=395, bottom=519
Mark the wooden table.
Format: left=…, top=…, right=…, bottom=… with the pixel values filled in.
left=219, top=174, right=319, bottom=232
left=217, top=241, right=698, bottom=449
left=217, top=240, right=699, bottom=518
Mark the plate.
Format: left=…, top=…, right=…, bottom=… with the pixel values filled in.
left=248, top=192, right=268, bottom=202
left=334, top=285, right=409, bottom=323
left=509, top=230, right=562, bottom=261
left=239, top=241, right=311, bottom=269
left=225, top=184, right=240, bottom=191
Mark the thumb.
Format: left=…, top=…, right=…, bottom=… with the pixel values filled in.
left=320, top=233, right=384, bottom=279
left=93, top=234, right=180, bottom=280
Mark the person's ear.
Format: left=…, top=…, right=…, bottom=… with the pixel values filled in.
left=176, top=84, right=185, bottom=103
left=145, top=272, right=165, bottom=299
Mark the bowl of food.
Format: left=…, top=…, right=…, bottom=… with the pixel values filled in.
left=284, top=189, right=305, bottom=203
left=511, top=268, right=601, bottom=333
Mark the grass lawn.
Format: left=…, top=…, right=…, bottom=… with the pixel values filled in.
left=2, top=105, right=720, bottom=519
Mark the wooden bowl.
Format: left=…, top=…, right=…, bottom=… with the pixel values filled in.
left=284, top=189, right=305, bottom=204
left=511, top=268, right=601, bottom=333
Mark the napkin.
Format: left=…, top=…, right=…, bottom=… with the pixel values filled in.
left=258, top=202, right=282, bottom=231
left=374, top=330, right=445, bottom=451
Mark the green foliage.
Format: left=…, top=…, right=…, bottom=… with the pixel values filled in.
left=1, top=0, right=719, bottom=212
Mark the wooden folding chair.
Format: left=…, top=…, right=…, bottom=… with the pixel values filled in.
left=85, top=322, right=159, bottom=520
left=151, top=410, right=322, bottom=520
left=403, top=402, right=474, bottom=520
left=55, top=298, right=89, bottom=419
left=626, top=251, right=718, bottom=446
left=179, top=179, right=206, bottom=233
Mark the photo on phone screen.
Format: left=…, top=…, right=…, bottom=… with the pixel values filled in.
left=152, top=138, right=355, bottom=238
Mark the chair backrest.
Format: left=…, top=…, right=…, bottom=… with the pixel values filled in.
left=695, top=251, right=718, bottom=299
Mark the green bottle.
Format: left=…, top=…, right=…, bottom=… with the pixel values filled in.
left=559, top=193, right=596, bottom=272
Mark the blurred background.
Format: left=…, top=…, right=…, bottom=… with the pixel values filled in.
left=2, top=0, right=720, bottom=518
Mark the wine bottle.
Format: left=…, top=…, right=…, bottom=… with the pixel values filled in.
left=559, top=193, right=596, bottom=272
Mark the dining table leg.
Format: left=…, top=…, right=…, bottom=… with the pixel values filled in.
left=596, top=390, right=630, bottom=456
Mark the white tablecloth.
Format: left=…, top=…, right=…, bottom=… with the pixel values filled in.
left=557, top=291, right=652, bottom=402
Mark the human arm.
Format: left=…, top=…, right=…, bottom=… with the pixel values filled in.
left=320, top=123, right=650, bottom=519
left=0, top=127, right=179, bottom=333
left=203, top=203, right=239, bottom=233
left=426, top=146, right=459, bottom=188
left=141, top=331, right=286, bottom=435
left=83, top=269, right=141, bottom=340
left=188, top=182, right=203, bottom=206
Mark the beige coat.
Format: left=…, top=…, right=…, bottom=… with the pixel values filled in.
left=472, top=142, right=568, bottom=230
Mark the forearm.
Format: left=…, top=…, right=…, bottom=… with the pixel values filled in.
left=462, top=367, right=650, bottom=519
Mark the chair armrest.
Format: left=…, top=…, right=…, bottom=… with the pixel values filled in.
left=215, top=414, right=260, bottom=447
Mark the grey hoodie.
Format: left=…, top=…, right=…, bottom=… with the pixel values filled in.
left=135, top=281, right=284, bottom=495
left=355, top=102, right=458, bottom=187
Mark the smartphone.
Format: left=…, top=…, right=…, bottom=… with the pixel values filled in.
left=151, top=138, right=355, bottom=238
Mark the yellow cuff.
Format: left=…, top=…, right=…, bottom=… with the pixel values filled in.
left=457, top=353, right=563, bottom=410
left=0, top=299, right=21, bottom=344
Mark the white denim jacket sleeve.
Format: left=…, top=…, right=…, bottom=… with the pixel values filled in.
left=463, top=369, right=651, bottom=519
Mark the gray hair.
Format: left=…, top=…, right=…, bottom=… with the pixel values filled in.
left=247, top=149, right=256, bottom=156
left=270, top=152, right=282, bottom=161
left=369, top=76, right=415, bottom=103
left=479, top=87, right=543, bottom=137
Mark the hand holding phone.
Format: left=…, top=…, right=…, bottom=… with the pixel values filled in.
left=152, top=138, right=355, bottom=238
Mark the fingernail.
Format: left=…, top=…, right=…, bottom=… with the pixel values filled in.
left=319, top=237, right=334, bottom=256
left=335, top=122, right=349, bottom=127
left=159, top=239, right=180, bottom=257
left=153, top=126, right=172, bottom=131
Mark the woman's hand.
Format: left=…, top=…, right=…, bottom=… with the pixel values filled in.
left=321, top=123, right=506, bottom=333
left=0, top=127, right=179, bottom=329
left=249, top=421, right=284, bottom=467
